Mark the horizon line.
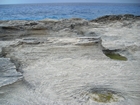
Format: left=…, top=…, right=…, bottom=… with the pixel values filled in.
left=0, top=2, right=140, bottom=5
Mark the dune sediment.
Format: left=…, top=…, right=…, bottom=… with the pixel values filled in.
left=0, top=14, right=140, bottom=105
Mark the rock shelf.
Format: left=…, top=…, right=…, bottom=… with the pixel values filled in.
left=0, top=15, right=140, bottom=105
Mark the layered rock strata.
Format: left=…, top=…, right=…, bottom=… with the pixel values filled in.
left=0, top=15, right=140, bottom=105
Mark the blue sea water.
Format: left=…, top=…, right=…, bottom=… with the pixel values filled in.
left=0, top=3, right=140, bottom=20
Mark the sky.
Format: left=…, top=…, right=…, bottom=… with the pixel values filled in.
left=0, top=0, right=140, bottom=4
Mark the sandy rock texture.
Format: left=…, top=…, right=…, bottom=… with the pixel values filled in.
left=0, top=14, right=140, bottom=105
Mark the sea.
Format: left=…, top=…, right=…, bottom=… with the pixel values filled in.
left=0, top=3, right=140, bottom=21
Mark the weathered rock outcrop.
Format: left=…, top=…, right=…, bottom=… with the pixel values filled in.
left=0, top=14, right=140, bottom=105
left=0, top=18, right=88, bottom=40
left=91, top=14, right=140, bottom=22
left=0, top=58, right=23, bottom=87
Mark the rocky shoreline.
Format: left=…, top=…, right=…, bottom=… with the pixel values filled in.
left=0, top=14, right=140, bottom=105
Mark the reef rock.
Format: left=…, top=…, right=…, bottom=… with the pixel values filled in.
left=0, top=58, right=23, bottom=87
left=91, top=14, right=140, bottom=22
left=0, top=14, right=140, bottom=105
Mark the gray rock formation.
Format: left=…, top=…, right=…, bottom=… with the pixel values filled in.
left=0, top=58, right=23, bottom=87
left=90, top=14, right=140, bottom=22
left=0, top=14, right=140, bottom=105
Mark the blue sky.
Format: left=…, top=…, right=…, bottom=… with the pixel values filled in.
left=0, top=0, right=140, bottom=4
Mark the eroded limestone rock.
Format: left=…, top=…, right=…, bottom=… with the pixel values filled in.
left=0, top=14, right=140, bottom=105
left=0, top=58, right=23, bottom=87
